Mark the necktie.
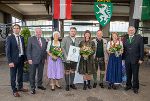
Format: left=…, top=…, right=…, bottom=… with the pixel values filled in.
left=38, top=38, right=42, bottom=48
left=71, top=38, right=75, bottom=46
left=129, top=37, right=132, bottom=44
left=17, top=36, right=21, bottom=54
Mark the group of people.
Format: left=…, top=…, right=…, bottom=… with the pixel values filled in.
left=5, top=24, right=144, bottom=97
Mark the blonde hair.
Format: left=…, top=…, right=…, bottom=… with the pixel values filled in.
left=110, top=32, right=119, bottom=40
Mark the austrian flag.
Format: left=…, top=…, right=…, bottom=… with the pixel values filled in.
left=53, top=0, right=72, bottom=19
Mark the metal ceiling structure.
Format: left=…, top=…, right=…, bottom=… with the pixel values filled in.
left=0, top=0, right=130, bottom=21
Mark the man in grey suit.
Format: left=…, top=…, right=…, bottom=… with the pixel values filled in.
left=27, top=28, right=47, bottom=94
left=61, top=27, right=80, bottom=91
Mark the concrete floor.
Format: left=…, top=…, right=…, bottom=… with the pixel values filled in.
left=0, top=56, right=150, bottom=101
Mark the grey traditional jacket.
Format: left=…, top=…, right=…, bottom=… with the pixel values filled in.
left=92, top=38, right=108, bottom=63
left=61, top=36, right=81, bottom=62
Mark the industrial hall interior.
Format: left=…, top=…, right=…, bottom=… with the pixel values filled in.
left=0, top=0, right=150, bottom=101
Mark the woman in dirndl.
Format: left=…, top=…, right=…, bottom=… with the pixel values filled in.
left=47, top=31, right=64, bottom=91
left=106, top=32, right=123, bottom=89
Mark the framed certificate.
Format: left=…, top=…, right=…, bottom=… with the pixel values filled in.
left=67, top=45, right=80, bottom=62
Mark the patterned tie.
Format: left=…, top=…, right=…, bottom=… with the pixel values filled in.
left=38, top=38, right=42, bottom=48
left=17, top=36, right=21, bottom=54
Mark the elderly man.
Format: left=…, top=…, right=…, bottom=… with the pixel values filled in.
left=123, top=26, right=144, bottom=94
left=5, top=24, right=28, bottom=97
left=27, top=28, right=47, bottom=94
left=92, top=30, right=108, bottom=88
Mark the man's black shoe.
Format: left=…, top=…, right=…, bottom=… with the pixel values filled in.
left=70, top=84, right=77, bottom=89
left=99, top=83, right=104, bottom=88
left=133, top=89, right=138, bottom=94
left=31, top=89, right=36, bottom=94
left=38, top=86, right=46, bottom=90
left=124, top=86, right=132, bottom=91
left=65, top=85, right=70, bottom=91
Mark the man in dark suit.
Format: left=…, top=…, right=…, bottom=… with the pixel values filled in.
left=123, top=26, right=144, bottom=94
left=5, top=24, right=28, bottom=97
left=27, top=28, right=47, bottom=94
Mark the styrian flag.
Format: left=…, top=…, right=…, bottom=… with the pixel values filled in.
left=53, top=0, right=72, bottom=19
left=133, top=0, right=150, bottom=20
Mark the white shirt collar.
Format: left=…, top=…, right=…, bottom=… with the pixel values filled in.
left=13, top=33, right=20, bottom=37
left=70, top=36, right=75, bottom=42
left=37, top=37, right=41, bottom=40
left=129, top=35, right=134, bottom=37
left=70, top=36, right=75, bottom=39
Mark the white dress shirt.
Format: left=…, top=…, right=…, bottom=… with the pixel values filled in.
left=37, top=37, right=42, bottom=47
left=70, top=36, right=75, bottom=43
left=107, top=40, right=123, bottom=50
left=14, top=33, right=24, bottom=56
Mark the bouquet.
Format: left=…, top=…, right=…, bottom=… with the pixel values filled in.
left=80, top=45, right=94, bottom=60
left=109, top=43, right=122, bottom=57
left=50, top=47, right=63, bottom=61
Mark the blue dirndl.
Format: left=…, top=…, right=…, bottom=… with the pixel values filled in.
left=106, top=54, right=123, bottom=83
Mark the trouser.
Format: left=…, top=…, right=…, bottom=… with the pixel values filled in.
left=125, top=61, right=139, bottom=89
left=29, top=62, right=44, bottom=89
left=10, top=56, right=24, bottom=93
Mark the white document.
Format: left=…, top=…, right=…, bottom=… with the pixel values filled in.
left=67, top=45, right=80, bottom=62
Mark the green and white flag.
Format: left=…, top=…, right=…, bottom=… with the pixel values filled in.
left=94, top=2, right=113, bottom=27
left=133, top=0, right=150, bottom=20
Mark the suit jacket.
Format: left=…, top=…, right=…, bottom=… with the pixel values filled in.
left=61, top=36, right=81, bottom=62
left=5, top=34, right=26, bottom=64
left=26, top=36, right=47, bottom=64
left=123, top=34, right=144, bottom=64
left=92, top=38, right=108, bottom=63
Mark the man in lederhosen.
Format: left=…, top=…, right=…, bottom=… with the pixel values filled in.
left=61, top=27, right=80, bottom=91
left=92, top=30, right=108, bottom=88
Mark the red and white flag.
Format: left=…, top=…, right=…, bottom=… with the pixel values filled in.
left=53, top=0, right=72, bottom=19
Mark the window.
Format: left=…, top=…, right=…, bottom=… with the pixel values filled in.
left=26, top=20, right=53, bottom=39
left=12, top=16, right=22, bottom=26
left=110, top=21, right=129, bottom=35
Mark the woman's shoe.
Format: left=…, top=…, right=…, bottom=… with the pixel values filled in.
left=51, top=85, right=55, bottom=91
left=112, top=84, right=117, bottom=90
left=108, top=84, right=112, bottom=89
left=51, top=88, right=55, bottom=91
left=55, top=85, right=62, bottom=89
left=87, top=84, right=92, bottom=89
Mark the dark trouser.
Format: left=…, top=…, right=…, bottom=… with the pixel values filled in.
left=29, top=62, right=44, bottom=90
left=10, top=56, right=24, bottom=93
left=125, top=62, right=139, bottom=89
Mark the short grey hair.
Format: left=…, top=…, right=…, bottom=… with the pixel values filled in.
left=128, top=26, right=135, bottom=30
left=53, top=31, right=60, bottom=38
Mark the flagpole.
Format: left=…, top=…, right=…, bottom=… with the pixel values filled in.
left=52, top=0, right=59, bottom=31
